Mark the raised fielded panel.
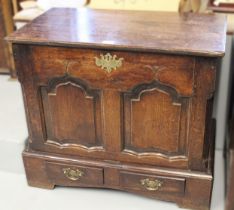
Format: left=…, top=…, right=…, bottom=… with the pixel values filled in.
left=122, top=82, right=190, bottom=158
left=40, top=76, right=103, bottom=150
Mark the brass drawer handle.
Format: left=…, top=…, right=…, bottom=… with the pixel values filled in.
left=63, top=168, right=84, bottom=181
left=140, top=178, right=163, bottom=191
left=95, top=53, right=124, bottom=73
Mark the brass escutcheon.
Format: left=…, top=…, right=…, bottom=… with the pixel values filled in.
left=95, top=53, right=124, bottom=73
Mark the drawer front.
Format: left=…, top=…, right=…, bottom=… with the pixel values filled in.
left=31, top=46, right=195, bottom=96
left=46, top=161, right=104, bottom=187
left=120, top=171, right=185, bottom=196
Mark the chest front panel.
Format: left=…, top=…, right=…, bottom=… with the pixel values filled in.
left=16, top=45, right=216, bottom=170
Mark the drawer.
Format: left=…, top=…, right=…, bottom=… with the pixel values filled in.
left=46, top=161, right=104, bottom=187
left=31, top=46, right=195, bottom=96
left=120, top=171, right=185, bottom=196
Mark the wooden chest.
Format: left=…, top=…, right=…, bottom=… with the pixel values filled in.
left=7, top=8, right=226, bottom=210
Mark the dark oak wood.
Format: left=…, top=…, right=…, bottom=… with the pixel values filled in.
left=7, top=8, right=226, bottom=57
left=46, top=161, right=104, bottom=187
left=23, top=145, right=214, bottom=210
left=7, top=8, right=226, bottom=210
left=119, top=171, right=186, bottom=195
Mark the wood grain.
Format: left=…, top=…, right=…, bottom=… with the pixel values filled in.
left=7, top=8, right=226, bottom=57
left=46, top=161, right=104, bottom=187
left=23, top=148, right=214, bottom=210
left=29, top=46, right=195, bottom=95
left=41, top=76, right=103, bottom=148
left=119, top=171, right=185, bottom=195
left=123, top=83, right=188, bottom=155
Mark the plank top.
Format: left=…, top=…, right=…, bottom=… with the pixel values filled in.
left=7, top=8, right=227, bottom=57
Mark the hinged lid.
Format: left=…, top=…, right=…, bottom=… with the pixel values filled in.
left=6, top=8, right=227, bottom=57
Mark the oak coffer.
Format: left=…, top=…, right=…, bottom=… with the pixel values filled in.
left=7, top=8, right=226, bottom=210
